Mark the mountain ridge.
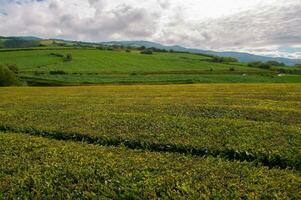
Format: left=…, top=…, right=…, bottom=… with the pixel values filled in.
left=101, top=41, right=301, bottom=66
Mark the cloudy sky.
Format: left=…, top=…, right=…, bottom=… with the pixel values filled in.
left=0, top=0, right=300, bottom=58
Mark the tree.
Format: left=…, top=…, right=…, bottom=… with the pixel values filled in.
left=0, top=65, right=21, bottom=86
left=3, top=38, right=40, bottom=48
left=248, top=61, right=271, bottom=69
left=211, top=56, right=238, bottom=63
left=266, top=61, right=285, bottom=66
left=7, top=64, right=19, bottom=74
left=294, top=64, right=301, bottom=69
left=140, top=49, right=153, bottom=55
left=64, top=53, right=73, bottom=62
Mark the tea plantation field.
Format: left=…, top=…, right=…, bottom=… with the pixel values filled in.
left=0, top=84, right=301, bottom=199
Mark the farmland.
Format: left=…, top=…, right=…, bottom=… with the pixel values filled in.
left=1, top=45, right=301, bottom=199
left=0, top=84, right=301, bottom=198
left=1, top=48, right=301, bottom=85
left=1, top=0, right=301, bottom=198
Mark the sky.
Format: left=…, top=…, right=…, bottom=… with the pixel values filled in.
left=0, top=0, right=300, bottom=58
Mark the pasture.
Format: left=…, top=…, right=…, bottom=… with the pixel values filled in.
left=1, top=49, right=300, bottom=85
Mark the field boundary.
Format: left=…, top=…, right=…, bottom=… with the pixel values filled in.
left=0, top=124, right=299, bottom=171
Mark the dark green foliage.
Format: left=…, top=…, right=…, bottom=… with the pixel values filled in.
left=139, top=46, right=146, bottom=50
left=148, top=47, right=168, bottom=53
left=96, top=46, right=105, bottom=50
left=34, top=71, right=45, bottom=75
left=64, top=53, right=73, bottom=62
left=229, top=67, right=235, bottom=71
left=140, top=49, right=153, bottom=54
left=0, top=65, right=20, bottom=86
left=6, top=64, right=19, bottom=74
left=211, top=56, right=238, bottom=63
left=50, top=52, right=65, bottom=57
left=49, top=70, right=67, bottom=75
left=57, top=43, right=68, bottom=47
left=266, top=61, right=285, bottom=66
left=3, top=38, right=40, bottom=48
left=248, top=61, right=272, bottom=69
left=295, top=64, right=301, bottom=69
left=125, top=49, right=131, bottom=53
left=277, top=68, right=287, bottom=74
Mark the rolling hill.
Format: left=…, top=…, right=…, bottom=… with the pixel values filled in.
left=102, top=41, right=301, bottom=66
left=1, top=36, right=300, bottom=66
left=1, top=47, right=300, bottom=86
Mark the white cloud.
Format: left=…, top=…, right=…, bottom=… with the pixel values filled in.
left=0, top=0, right=300, bottom=58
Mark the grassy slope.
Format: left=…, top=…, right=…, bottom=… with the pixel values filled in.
left=0, top=49, right=257, bottom=72
left=2, top=48, right=299, bottom=84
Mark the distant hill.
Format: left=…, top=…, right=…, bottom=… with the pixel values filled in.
left=0, top=36, right=96, bottom=49
left=102, top=41, right=301, bottom=66
left=0, top=36, right=41, bottom=48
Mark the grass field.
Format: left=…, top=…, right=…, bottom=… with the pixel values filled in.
left=1, top=48, right=300, bottom=85
left=0, top=84, right=300, bottom=198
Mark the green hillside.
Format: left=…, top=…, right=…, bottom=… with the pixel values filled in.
left=1, top=48, right=300, bottom=85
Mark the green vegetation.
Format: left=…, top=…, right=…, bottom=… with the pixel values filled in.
left=2, top=38, right=40, bottom=48
left=0, top=48, right=300, bottom=85
left=0, top=84, right=300, bottom=168
left=0, top=39, right=300, bottom=198
left=0, top=65, right=21, bottom=86
left=1, top=132, right=300, bottom=199
left=211, top=56, right=238, bottom=63
left=248, top=61, right=298, bottom=72
left=0, top=84, right=300, bottom=198
left=140, top=49, right=153, bottom=54
left=248, top=61, right=273, bottom=69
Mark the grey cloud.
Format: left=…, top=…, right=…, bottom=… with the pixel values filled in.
left=0, top=0, right=161, bottom=41
left=187, top=2, right=301, bottom=49
left=0, top=0, right=300, bottom=58
left=157, top=0, right=170, bottom=9
left=89, top=4, right=161, bottom=39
